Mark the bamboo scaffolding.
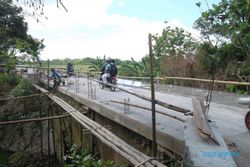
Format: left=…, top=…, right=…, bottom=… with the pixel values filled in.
left=52, top=96, right=146, bottom=166
left=0, top=114, right=70, bottom=125
left=33, top=84, right=165, bottom=167
left=54, top=95, right=164, bottom=167
left=109, top=100, right=185, bottom=122
left=0, top=94, right=40, bottom=101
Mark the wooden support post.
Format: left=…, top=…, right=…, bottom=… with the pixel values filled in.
left=39, top=96, right=43, bottom=157
left=69, top=115, right=72, bottom=146
left=48, top=104, right=51, bottom=167
left=51, top=106, right=57, bottom=162
left=47, top=59, right=50, bottom=91
left=59, top=110, right=64, bottom=166
left=149, top=33, right=157, bottom=158
left=91, top=109, right=96, bottom=155
left=80, top=125, right=83, bottom=148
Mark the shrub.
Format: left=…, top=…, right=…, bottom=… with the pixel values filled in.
left=10, top=78, right=33, bottom=97
left=64, top=144, right=112, bottom=167
left=0, top=73, right=21, bottom=96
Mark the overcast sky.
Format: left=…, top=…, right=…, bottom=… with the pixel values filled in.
left=22, top=0, right=220, bottom=61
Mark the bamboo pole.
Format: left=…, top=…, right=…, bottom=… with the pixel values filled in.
left=9, top=63, right=250, bottom=86
left=0, top=114, right=70, bottom=125
left=53, top=97, right=141, bottom=165
left=118, top=76, right=250, bottom=86
left=59, top=110, right=64, bottom=166
left=39, top=96, right=43, bottom=157
left=109, top=100, right=185, bottom=122
left=87, top=77, right=191, bottom=114
left=52, top=94, right=163, bottom=167
left=0, top=94, right=40, bottom=101
left=91, top=109, right=96, bottom=155
left=148, top=33, right=157, bottom=158
left=47, top=59, right=50, bottom=91
left=47, top=104, right=51, bottom=167
left=50, top=106, right=57, bottom=162
left=32, top=84, right=165, bottom=166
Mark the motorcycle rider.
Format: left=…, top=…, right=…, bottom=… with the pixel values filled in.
left=67, top=61, right=74, bottom=77
left=101, top=59, right=117, bottom=84
left=109, top=59, right=118, bottom=78
left=50, top=68, right=65, bottom=93
left=100, top=59, right=111, bottom=77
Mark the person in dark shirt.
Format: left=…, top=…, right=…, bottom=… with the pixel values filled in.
left=67, top=62, right=74, bottom=77
left=102, top=59, right=118, bottom=83
left=100, top=59, right=110, bottom=76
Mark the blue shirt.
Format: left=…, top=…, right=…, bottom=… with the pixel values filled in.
left=51, top=71, right=61, bottom=81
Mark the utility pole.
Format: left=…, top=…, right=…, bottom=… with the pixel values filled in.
left=148, top=33, right=157, bottom=158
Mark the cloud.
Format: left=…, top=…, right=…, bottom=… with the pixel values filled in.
left=24, top=0, right=197, bottom=61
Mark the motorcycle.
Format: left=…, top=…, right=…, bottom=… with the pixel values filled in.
left=239, top=97, right=250, bottom=130
left=99, top=75, right=117, bottom=91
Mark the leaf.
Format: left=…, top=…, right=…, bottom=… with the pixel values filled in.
left=195, top=2, right=201, bottom=7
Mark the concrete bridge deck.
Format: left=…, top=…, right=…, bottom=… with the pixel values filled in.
left=39, top=75, right=249, bottom=166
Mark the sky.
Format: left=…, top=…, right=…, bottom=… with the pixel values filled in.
left=22, top=0, right=220, bottom=61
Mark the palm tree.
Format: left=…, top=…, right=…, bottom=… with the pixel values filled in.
left=88, top=55, right=106, bottom=72
left=120, top=57, right=150, bottom=77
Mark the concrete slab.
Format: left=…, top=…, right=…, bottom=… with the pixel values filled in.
left=224, top=132, right=250, bottom=167
left=39, top=76, right=249, bottom=163
left=184, top=118, right=237, bottom=167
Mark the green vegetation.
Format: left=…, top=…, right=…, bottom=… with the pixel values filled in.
left=0, top=148, right=8, bottom=167
left=0, top=73, right=21, bottom=96
left=64, top=144, right=112, bottom=167
left=0, top=0, right=44, bottom=67
left=10, top=78, right=33, bottom=97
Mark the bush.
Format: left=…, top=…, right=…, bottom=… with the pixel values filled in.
left=0, top=73, right=21, bottom=96
left=64, top=144, right=112, bottom=167
left=0, top=74, right=8, bottom=87
left=10, top=78, right=33, bottom=97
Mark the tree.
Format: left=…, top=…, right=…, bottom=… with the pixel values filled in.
left=151, top=26, right=197, bottom=77
left=0, top=0, right=28, bottom=64
left=88, top=56, right=106, bottom=72
left=0, top=0, right=44, bottom=66
left=120, top=57, right=150, bottom=77
left=152, top=26, right=197, bottom=58
left=194, top=0, right=250, bottom=79
left=194, top=0, right=250, bottom=58
left=16, top=36, right=45, bottom=66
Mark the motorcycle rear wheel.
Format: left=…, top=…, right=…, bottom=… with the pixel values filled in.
left=99, top=83, right=104, bottom=89
left=110, top=86, right=116, bottom=91
left=245, top=111, right=250, bottom=130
